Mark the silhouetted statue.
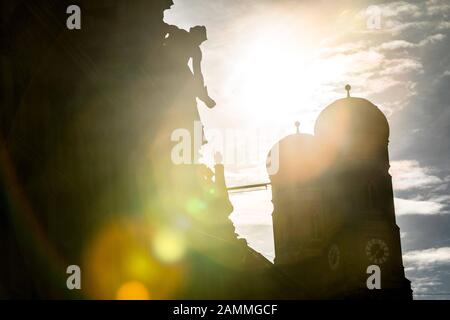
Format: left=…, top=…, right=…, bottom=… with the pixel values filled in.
left=163, top=24, right=216, bottom=109
left=155, top=24, right=216, bottom=164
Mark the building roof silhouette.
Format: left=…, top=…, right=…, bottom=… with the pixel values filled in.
left=315, top=97, right=390, bottom=143
left=266, top=89, right=392, bottom=187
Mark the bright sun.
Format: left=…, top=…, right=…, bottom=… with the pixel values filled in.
left=230, top=28, right=305, bottom=117
left=225, top=22, right=347, bottom=131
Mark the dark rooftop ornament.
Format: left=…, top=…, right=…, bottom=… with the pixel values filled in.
left=345, top=84, right=351, bottom=98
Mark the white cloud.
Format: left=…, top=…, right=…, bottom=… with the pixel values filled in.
left=366, top=0, right=449, bottom=35
left=380, top=1, right=422, bottom=18
left=382, top=20, right=432, bottom=35
left=404, top=247, right=450, bottom=267
left=391, top=161, right=447, bottom=215
left=377, top=34, right=446, bottom=51
left=426, top=0, right=450, bottom=16
left=404, top=247, right=450, bottom=297
left=390, top=160, right=442, bottom=191
left=379, top=58, right=423, bottom=76
left=395, top=197, right=444, bottom=215
left=378, top=40, right=416, bottom=50
left=419, top=33, right=446, bottom=46
left=366, top=76, right=401, bottom=93
left=437, top=21, right=450, bottom=30
left=409, top=276, right=443, bottom=297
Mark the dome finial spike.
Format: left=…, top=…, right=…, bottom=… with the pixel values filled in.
left=295, top=121, right=300, bottom=134
left=345, top=84, right=351, bottom=98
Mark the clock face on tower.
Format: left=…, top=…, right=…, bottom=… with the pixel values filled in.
left=365, top=239, right=389, bottom=264
left=328, top=244, right=341, bottom=270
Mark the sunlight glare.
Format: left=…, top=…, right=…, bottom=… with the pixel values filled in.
left=226, top=20, right=347, bottom=131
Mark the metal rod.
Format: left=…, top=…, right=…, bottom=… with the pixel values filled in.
left=227, top=182, right=271, bottom=191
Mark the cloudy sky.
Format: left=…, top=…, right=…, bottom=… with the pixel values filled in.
left=165, top=0, right=450, bottom=299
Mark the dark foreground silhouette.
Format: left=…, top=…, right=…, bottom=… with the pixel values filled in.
left=0, top=0, right=289, bottom=299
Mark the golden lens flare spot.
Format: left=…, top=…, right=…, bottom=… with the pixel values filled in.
left=116, top=281, right=150, bottom=300
left=83, top=219, right=184, bottom=299
left=152, top=229, right=186, bottom=264
left=126, top=252, right=151, bottom=280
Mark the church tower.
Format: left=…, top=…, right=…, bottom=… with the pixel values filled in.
left=268, top=86, right=412, bottom=299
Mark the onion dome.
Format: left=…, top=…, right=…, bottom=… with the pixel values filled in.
left=314, top=85, right=390, bottom=161
left=266, top=122, right=321, bottom=185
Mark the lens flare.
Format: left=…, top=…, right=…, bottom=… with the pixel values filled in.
left=186, top=197, right=207, bottom=215
left=152, top=229, right=186, bottom=264
left=83, top=219, right=184, bottom=299
left=116, top=281, right=150, bottom=300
